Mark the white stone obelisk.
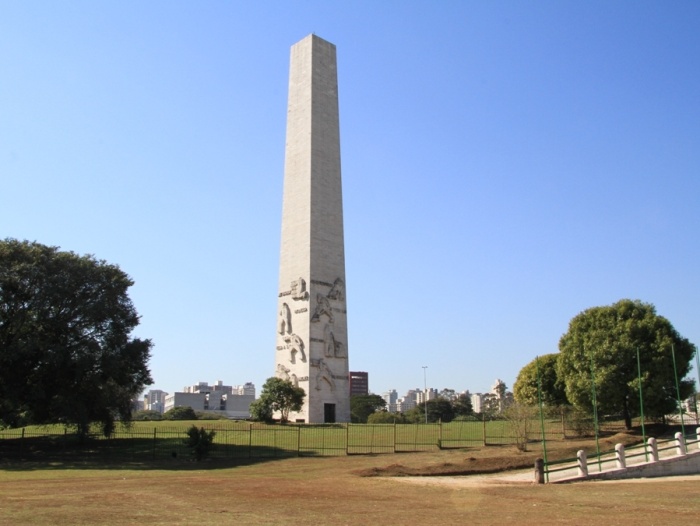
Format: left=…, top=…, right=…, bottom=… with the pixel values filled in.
left=275, top=34, right=350, bottom=423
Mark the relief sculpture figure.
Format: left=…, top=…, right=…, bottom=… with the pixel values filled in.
left=284, top=333, right=306, bottom=364
left=324, top=324, right=344, bottom=358
left=327, top=277, right=345, bottom=301
left=278, top=302, right=292, bottom=335
left=291, top=277, right=309, bottom=301
left=314, top=359, right=336, bottom=391
left=310, top=294, right=333, bottom=323
left=276, top=363, right=291, bottom=381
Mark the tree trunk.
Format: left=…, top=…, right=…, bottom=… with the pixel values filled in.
left=622, top=400, right=632, bottom=430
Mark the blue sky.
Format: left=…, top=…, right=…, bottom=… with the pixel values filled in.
left=2, top=1, right=699, bottom=398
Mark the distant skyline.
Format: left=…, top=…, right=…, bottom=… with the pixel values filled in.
left=2, top=2, right=699, bottom=397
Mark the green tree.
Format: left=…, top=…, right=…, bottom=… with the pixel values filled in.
left=0, top=239, right=153, bottom=436
left=513, top=353, right=568, bottom=407
left=251, top=377, right=305, bottom=423
left=452, top=393, right=474, bottom=417
left=367, top=411, right=408, bottom=424
left=557, top=299, right=696, bottom=429
left=249, top=397, right=274, bottom=423
left=439, top=388, right=456, bottom=401
left=350, top=394, right=387, bottom=423
left=409, top=398, right=455, bottom=423
left=164, top=406, right=197, bottom=420
left=132, top=409, right=163, bottom=421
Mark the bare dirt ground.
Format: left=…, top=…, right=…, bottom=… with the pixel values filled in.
left=1, top=432, right=698, bottom=525
left=352, top=431, right=641, bottom=477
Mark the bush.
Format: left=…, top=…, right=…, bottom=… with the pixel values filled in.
left=367, top=411, right=409, bottom=424
left=132, top=410, right=163, bottom=421
left=566, top=408, right=595, bottom=438
left=164, top=406, right=197, bottom=421
left=184, top=425, right=216, bottom=461
left=503, top=403, right=537, bottom=451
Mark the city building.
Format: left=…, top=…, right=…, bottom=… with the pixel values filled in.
left=349, top=371, right=369, bottom=396
left=144, top=389, right=168, bottom=413
left=162, top=380, right=256, bottom=419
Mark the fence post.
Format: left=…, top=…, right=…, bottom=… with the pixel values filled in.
left=393, top=421, right=397, bottom=453
left=346, top=423, right=349, bottom=455
left=248, top=422, right=253, bottom=459
left=577, top=449, right=588, bottom=477
left=438, top=420, right=443, bottom=449
left=697, top=428, right=700, bottom=450
left=675, top=431, right=687, bottom=456
left=297, top=425, right=301, bottom=457
left=534, top=458, right=545, bottom=484
left=615, top=443, right=626, bottom=469
left=648, top=437, right=658, bottom=462
left=153, top=428, right=157, bottom=460
left=482, top=414, right=487, bottom=446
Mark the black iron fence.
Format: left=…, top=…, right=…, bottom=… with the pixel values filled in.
left=0, top=412, right=635, bottom=462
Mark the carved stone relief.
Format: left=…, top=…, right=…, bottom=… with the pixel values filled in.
left=283, top=333, right=306, bottom=364
left=314, top=359, right=336, bottom=391
left=324, top=324, right=344, bottom=358
left=278, top=303, right=292, bottom=335
left=310, top=294, right=333, bottom=323
left=327, top=278, right=345, bottom=301
left=291, top=277, right=309, bottom=301
left=276, top=363, right=290, bottom=381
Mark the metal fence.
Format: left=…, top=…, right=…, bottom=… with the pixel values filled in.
left=0, top=413, right=633, bottom=462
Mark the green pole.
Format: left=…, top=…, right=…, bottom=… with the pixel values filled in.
left=588, top=346, right=602, bottom=472
left=671, top=343, right=686, bottom=437
left=535, top=355, right=549, bottom=483
left=636, top=348, right=648, bottom=461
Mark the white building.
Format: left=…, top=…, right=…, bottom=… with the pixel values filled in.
left=144, top=389, right=169, bottom=413
left=163, top=380, right=256, bottom=419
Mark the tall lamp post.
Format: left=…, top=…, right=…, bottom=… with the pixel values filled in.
left=422, top=366, right=428, bottom=424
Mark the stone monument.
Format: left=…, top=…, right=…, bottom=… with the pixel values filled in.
left=274, top=34, right=350, bottom=423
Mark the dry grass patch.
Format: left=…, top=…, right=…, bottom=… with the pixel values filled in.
left=1, top=432, right=697, bottom=525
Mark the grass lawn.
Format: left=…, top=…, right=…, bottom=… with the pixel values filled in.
left=1, top=432, right=698, bottom=525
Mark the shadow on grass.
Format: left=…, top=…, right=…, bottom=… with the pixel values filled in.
left=0, top=436, right=326, bottom=472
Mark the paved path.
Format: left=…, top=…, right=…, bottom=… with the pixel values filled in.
left=391, top=439, right=700, bottom=486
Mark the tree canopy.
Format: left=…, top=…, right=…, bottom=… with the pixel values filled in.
left=367, top=411, right=409, bottom=424
left=410, top=398, right=456, bottom=423
left=513, top=353, right=568, bottom=407
left=163, top=406, right=197, bottom=421
left=557, top=299, right=696, bottom=429
left=250, top=377, right=305, bottom=423
left=0, top=239, right=153, bottom=436
left=350, top=394, right=386, bottom=423
left=452, top=393, right=474, bottom=417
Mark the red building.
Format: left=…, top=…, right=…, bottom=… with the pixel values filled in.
left=349, top=371, right=369, bottom=396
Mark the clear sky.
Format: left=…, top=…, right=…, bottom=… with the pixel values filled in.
left=2, top=2, right=699, bottom=398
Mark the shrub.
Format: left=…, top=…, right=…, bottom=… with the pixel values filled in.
left=164, top=406, right=197, bottom=421
left=184, top=426, right=216, bottom=461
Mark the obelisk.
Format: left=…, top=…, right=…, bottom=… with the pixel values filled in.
left=275, top=34, right=350, bottom=423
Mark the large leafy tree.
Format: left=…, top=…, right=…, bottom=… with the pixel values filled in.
left=452, top=393, right=474, bottom=417
left=350, top=394, right=386, bottom=423
left=0, top=239, right=153, bottom=436
left=250, top=377, right=305, bottom=423
left=410, top=398, right=455, bottom=423
left=513, top=353, right=568, bottom=407
left=557, top=299, right=696, bottom=429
